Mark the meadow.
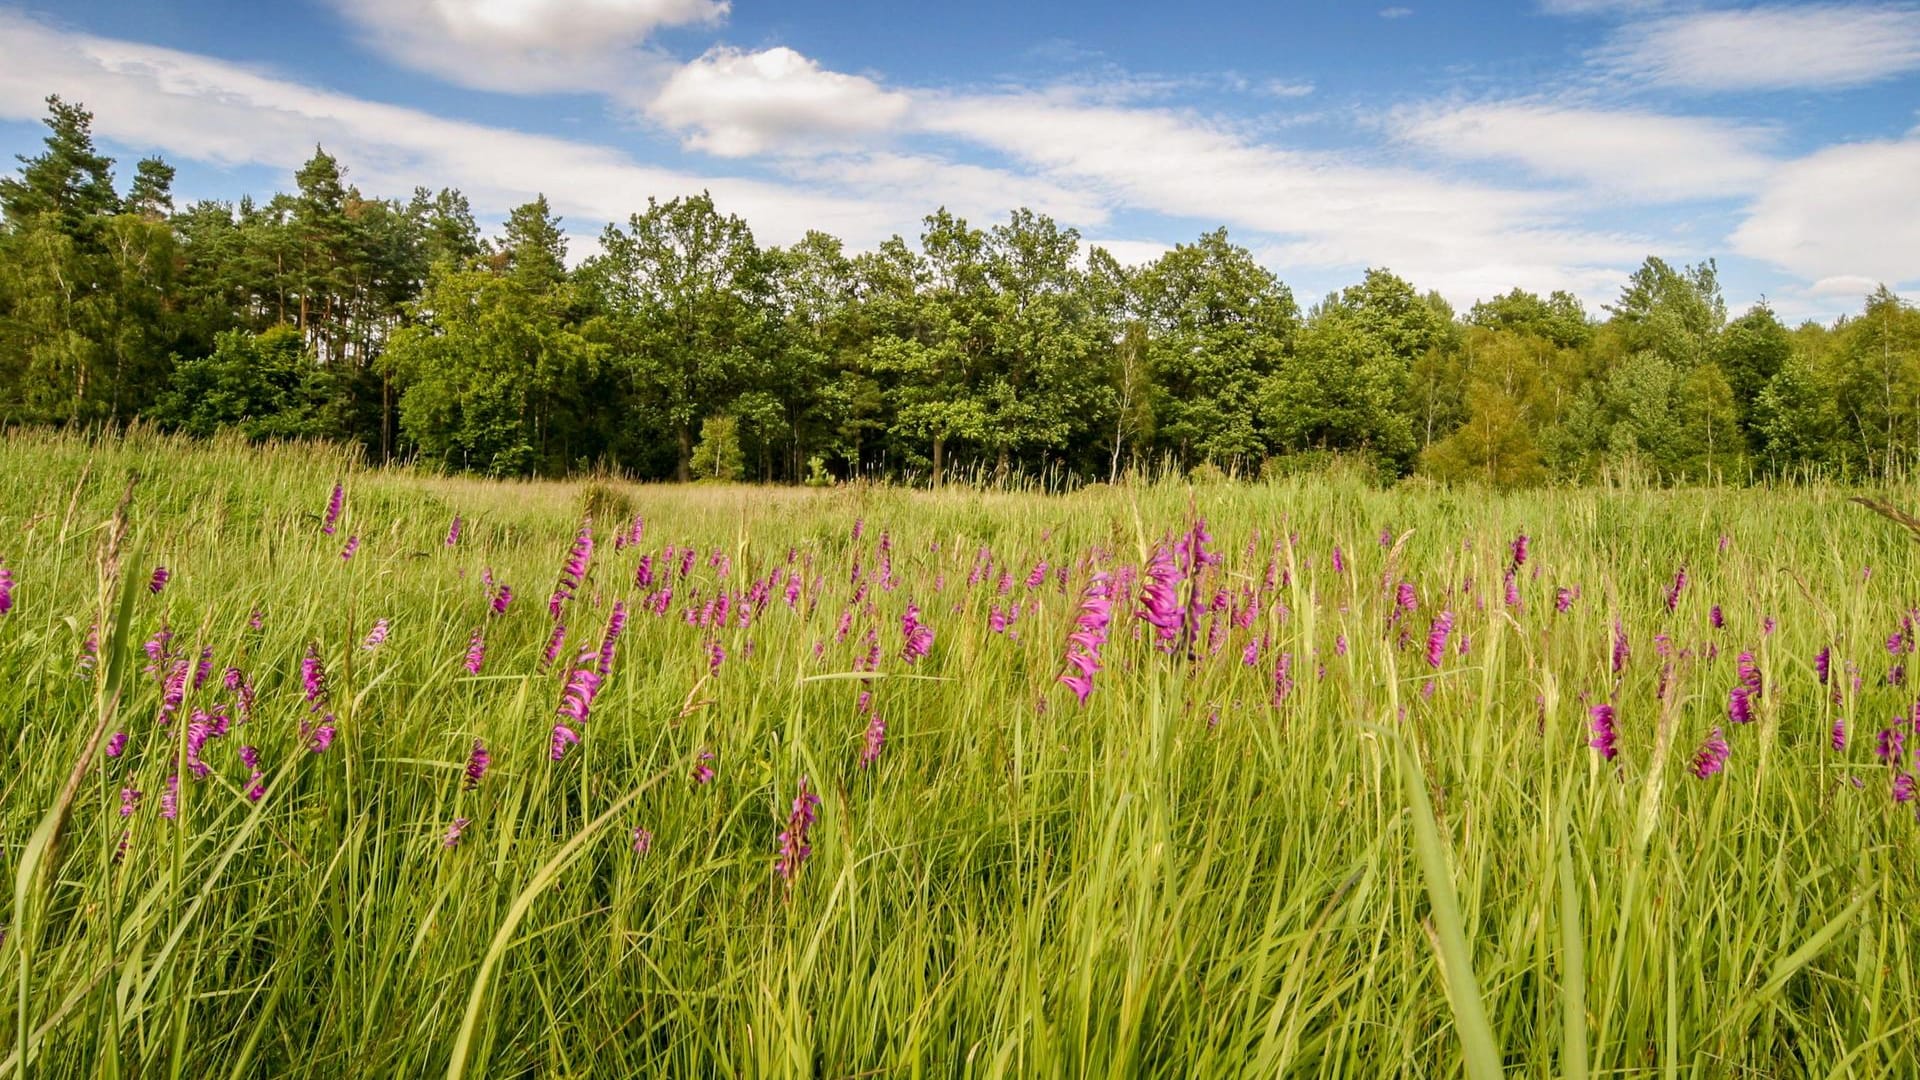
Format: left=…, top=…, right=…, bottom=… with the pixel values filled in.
left=1, top=428, right=1917, bottom=1078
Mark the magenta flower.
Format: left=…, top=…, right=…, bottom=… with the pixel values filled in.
left=148, top=566, right=170, bottom=595
left=691, top=749, right=715, bottom=785
left=1393, top=582, right=1418, bottom=622
left=900, top=603, right=934, bottom=664
left=632, top=826, right=654, bottom=855
left=774, top=777, right=823, bottom=884
left=1664, top=566, right=1687, bottom=613
left=322, top=482, right=344, bottom=535
left=549, top=523, right=594, bottom=618
left=1612, top=621, right=1630, bottom=674
left=1895, top=774, right=1916, bottom=803
left=119, top=786, right=141, bottom=817
left=443, top=817, right=471, bottom=848
left=1272, top=651, right=1295, bottom=706
left=858, top=694, right=887, bottom=767
left=550, top=725, right=580, bottom=760
left=1058, top=573, right=1112, bottom=704
left=446, top=516, right=462, bottom=547
left=1877, top=725, right=1906, bottom=764
left=158, top=661, right=188, bottom=725
left=1425, top=611, right=1454, bottom=669
left=160, top=773, right=180, bottom=819
left=106, top=731, right=127, bottom=758
left=455, top=627, right=482, bottom=675
left=541, top=623, right=567, bottom=670
left=1815, top=647, right=1831, bottom=685
left=1589, top=703, right=1618, bottom=760
left=1509, top=533, right=1529, bottom=570
left=1331, top=546, right=1345, bottom=574
left=490, top=584, right=513, bottom=615
left=551, top=667, right=603, bottom=761
left=340, top=535, right=359, bottom=561
left=301, top=644, right=328, bottom=709
left=0, top=561, right=14, bottom=615
left=1737, top=650, right=1762, bottom=696
left=238, top=745, right=265, bottom=801
left=465, top=739, right=490, bottom=788
left=1554, top=586, right=1576, bottom=614
left=1690, top=727, right=1730, bottom=778
left=1138, top=547, right=1184, bottom=652
left=598, top=602, right=627, bottom=674
left=309, top=720, right=337, bottom=753
left=1728, top=684, right=1753, bottom=725
left=362, top=618, right=390, bottom=650
left=1709, top=605, right=1724, bottom=630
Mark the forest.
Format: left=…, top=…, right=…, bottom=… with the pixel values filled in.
left=2, top=95, right=1917, bottom=487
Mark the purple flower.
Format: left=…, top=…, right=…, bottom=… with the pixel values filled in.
left=1709, top=605, right=1724, bottom=629
left=1877, top=725, right=1906, bottom=764
left=1895, top=774, right=1916, bottom=803
left=185, top=706, right=229, bottom=777
left=238, top=744, right=265, bottom=801
left=1555, top=587, right=1576, bottom=614
left=550, top=725, right=580, bottom=761
left=148, top=566, right=169, bottom=595
left=309, top=720, right=336, bottom=753
left=160, top=773, right=180, bottom=819
left=1664, top=566, right=1687, bottom=613
left=362, top=618, right=390, bottom=650
left=443, top=817, right=471, bottom=848
left=340, top=535, right=359, bottom=561
left=1737, top=650, right=1762, bottom=696
left=1690, top=727, right=1730, bottom=779
left=774, top=777, right=823, bottom=884
left=1392, top=582, right=1418, bottom=622
left=1331, top=546, right=1345, bottom=574
left=1058, top=573, right=1112, bottom=704
left=0, top=561, right=14, bottom=615
left=1728, top=684, right=1753, bottom=725
left=541, top=623, right=567, bottom=670
left=1612, top=621, right=1630, bottom=674
left=106, top=731, right=127, bottom=758
left=322, top=482, right=344, bottom=535
left=446, top=516, right=462, bottom=547
left=1832, top=719, right=1846, bottom=752
left=1589, top=704, right=1618, bottom=760
left=1815, top=647, right=1831, bottom=685
left=1425, top=611, right=1454, bottom=669
left=119, top=786, right=141, bottom=817
left=858, top=695, right=887, bottom=768
left=465, top=739, right=490, bottom=789
left=1138, top=547, right=1185, bottom=652
left=691, top=749, right=715, bottom=785
left=551, top=667, right=603, bottom=761
left=464, top=628, right=486, bottom=674
left=598, top=602, right=628, bottom=674
left=632, top=826, right=654, bottom=855
left=301, top=644, right=328, bottom=709
left=900, top=604, right=934, bottom=664
left=1509, top=533, right=1529, bottom=570
left=1272, top=651, right=1295, bottom=706
left=549, top=523, right=594, bottom=618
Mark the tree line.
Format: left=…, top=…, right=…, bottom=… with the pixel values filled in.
left=3, top=95, right=1918, bottom=487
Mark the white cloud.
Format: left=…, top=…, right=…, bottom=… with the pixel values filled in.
left=328, top=0, right=725, bottom=93
left=916, top=89, right=1649, bottom=304
left=646, top=47, right=911, bottom=156
left=0, top=11, right=894, bottom=246
left=1380, top=7, right=1415, bottom=18
left=1731, top=134, right=1920, bottom=286
left=1599, top=4, right=1920, bottom=91
left=1260, top=79, right=1317, bottom=98
left=1085, top=238, right=1174, bottom=266
left=778, top=151, right=1108, bottom=231
left=1538, top=0, right=1670, bottom=15
left=1394, top=101, right=1775, bottom=201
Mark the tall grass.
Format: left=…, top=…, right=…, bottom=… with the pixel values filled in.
left=1, top=428, right=1916, bottom=1076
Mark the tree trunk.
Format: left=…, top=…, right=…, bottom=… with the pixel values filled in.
left=931, top=435, right=945, bottom=488
left=676, top=425, right=692, bottom=483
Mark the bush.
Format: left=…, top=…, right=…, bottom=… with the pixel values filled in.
left=689, top=416, right=745, bottom=482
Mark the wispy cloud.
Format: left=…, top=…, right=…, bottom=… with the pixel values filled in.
left=646, top=47, right=910, bottom=156
left=325, top=0, right=725, bottom=94
left=1379, top=7, right=1415, bottom=18
left=1731, top=132, right=1920, bottom=286
left=1597, top=3, right=1920, bottom=91
left=1394, top=100, right=1775, bottom=201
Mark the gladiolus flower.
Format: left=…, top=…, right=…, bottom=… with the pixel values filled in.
left=443, top=818, right=470, bottom=848
left=774, top=777, right=822, bottom=883
left=446, top=516, right=462, bottom=546
left=0, top=561, right=13, bottom=615
left=1728, top=684, right=1753, bottom=724
left=465, top=740, right=490, bottom=789
left=148, top=566, right=169, bottom=595
left=900, top=604, right=934, bottom=664
left=106, top=731, right=127, bottom=758
left=1589, top=703, right=1618, bottom=760
left=632, top=827, right=654, bottom=855
left=340, top=535, right=359, bottom=561
left=1690, top=727, right=1729, bottom=778
left=362, top=618, right=390, bottom=650
left=1058, top=573, right=1112, bottom=704
left=1665, top=566, right=1687, bottom=613
left=691, top=749, right=715, bottom=785
left=1425, top=611, right=1454, bottom=669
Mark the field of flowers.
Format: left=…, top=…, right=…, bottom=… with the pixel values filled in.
left=2, top=428, right=1918, bottom=1077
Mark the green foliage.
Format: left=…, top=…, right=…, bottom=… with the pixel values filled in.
left=157, top=325, right=331, bottom=440
left=688, top=414, right=745, bottom=481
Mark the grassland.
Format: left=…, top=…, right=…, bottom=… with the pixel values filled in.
left=1, top=428, right=1917, bottom=1077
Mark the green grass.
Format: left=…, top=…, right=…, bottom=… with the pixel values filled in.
left=1, top=426, right=1917, bottom=1077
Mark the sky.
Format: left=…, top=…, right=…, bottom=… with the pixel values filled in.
left=0, top=0, right=1916, bottom=323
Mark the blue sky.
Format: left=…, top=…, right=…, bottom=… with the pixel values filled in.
left=1, top=0, right=1916, bottom=322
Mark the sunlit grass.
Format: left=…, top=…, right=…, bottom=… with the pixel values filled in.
left=1, top=427, right=1917, bottom=1077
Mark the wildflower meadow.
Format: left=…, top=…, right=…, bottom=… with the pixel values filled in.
left=2, top=428, right=1919, bottom=1077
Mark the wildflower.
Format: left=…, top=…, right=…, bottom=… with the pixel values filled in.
left=1728, top=684, right=1753, bottom=725
left=0, top=561, right=13, bottom=614
left=691, top=749, right=715, bottom=785
left=541, top=623, right=567, bottom=670
left=446, top=516, right=462, bottom=546
left=1665, top=566, right=1687, bottom=613
left=322, top=482, right=344, bottom=535
left=1832, top=719, right=1847, bottom=752
left=340, top=535, right=359, bottom=561
left=1589, top=704, right=1618, bottom=760
left=635, top=554, right=655, bottom=589
left=1612, top=621, right=1630, bottom=674
left=1710, top=605, right=1724, bottom=629
left=1555, top=587, right=1576, bottom=614
left=1503, top=571, right=1522, bottom=611
left=143, top=623, right=175, bottom=675
left=1896, top=774, right=1916, bottom=803
left=1272, top=651, right=1295, bottom=706
left=301, top=644, right=328, bottom=709
left=1877, top=725, right=1906, bottom=764
left=148, top=566, right=169, bottom=595
left=443, top=818, right=471, bottom=848
left=551, top=667, right=603, bottom=761
left=465, top=740, right=490, bottom=789
left=158, top=661, right=188, bottom=725
left=598, top=602, right=628, bottom=674
left=1690, top=727, right=1730, bottom=779
left=238, top=745, right=265, bottom=801
left=1331, top=546, right=1345, bottom=574
left=1425, top=611, right=1454, bottom=669
left=900, top=604, right=934, bottom=664
left=460, top=626, right=486, bottom=674
left=309, top=721, right=336, bottom=753
left=1815, top=647, right=1831, bottom=685
left=1138, top=547, right=1185, bottom=652
left=858, top=695, right=887, bottom=768
left=192, top=646, right=214, bottom=690
left=708, top=639, right=727, bottom=674
left=550, top=725, right=580, bottom=761
left=362, top=618, right=390, bottom=650
left=119, top=786, right=140, bottom=817
left=774, top=777, right=823, bottom=883
left=1058, top=573, right=1112, bottom=705
left=489, top=583, right=512, bottom=616
left=549, top=523, right=594, bottom=617
left=185, top=706, right=229, bottom=777
left=632, top=827, right=653, bottom=855
left=160, top=774, right=180, bottom=819
left=106, top=731, right=127, bottom=758
left=1391, top=582, right=1418, bottom=623
left=1509, top=533, right=1529, bottom=570
left=1737, top=650, right=1762, bottom=695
